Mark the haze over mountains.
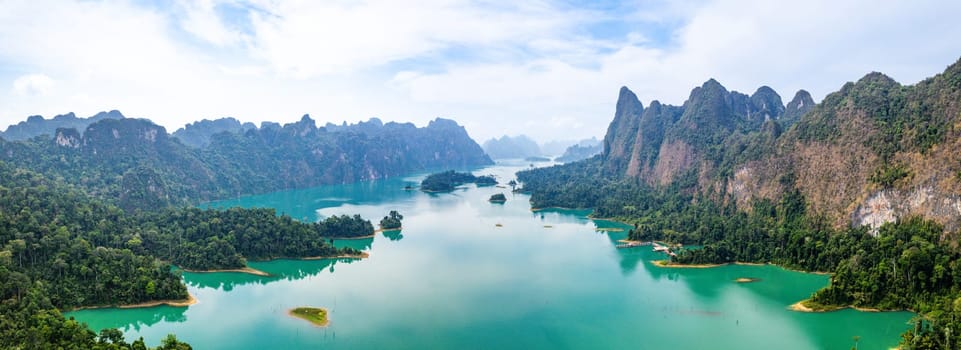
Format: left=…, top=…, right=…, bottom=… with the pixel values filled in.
left=0, top=114, right=492, bottom=210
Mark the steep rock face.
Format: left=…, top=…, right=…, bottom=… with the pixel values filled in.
left=601, top=79, right=791, bottom=186
left=732, top=58, right=961, bottom=230
left=782, top=90, right=815, bottom=126
left=527, top=56, right=961, bottom=233
left=625, top=101, right=681, bottom=178
left=54, top=128, right=81, bottom=148
left=602, top=87, right=644, bottom=173
left=1, top=110, right=125, bottom=141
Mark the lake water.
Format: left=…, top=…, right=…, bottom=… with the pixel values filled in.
left=68, top=161, right=913, bottom=349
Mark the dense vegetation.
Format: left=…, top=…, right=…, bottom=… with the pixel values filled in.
left=489, top=193, right=507, bottom=202
left=420, top=170, right=497, bottom=192
left=0, top=115, right=492, bottom=211
left=518, top=58, right=961, bottom=349
left=0, top=159, right=375, bottom=348
left=521, top=161, right=961, bottom=348
left=138, top=208, right=368, bottom=270
left=379, top=211, right=403, bottom=230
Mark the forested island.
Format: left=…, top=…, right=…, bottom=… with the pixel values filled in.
left=380, top=211, right=403, bottom=230
left=518, top=58, right=961, bottom=349
left=420, top=170, right=497, bottom=192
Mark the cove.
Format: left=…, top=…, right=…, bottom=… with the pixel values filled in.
left=67, top=161, right=913, bottom=349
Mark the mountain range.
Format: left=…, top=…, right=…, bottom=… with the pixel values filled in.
left=0, top=114, right=492, bottom=210
left=524, top=57, right=961, bottom=233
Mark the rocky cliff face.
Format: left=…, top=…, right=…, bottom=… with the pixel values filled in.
left=598, top=57, right=961, bottom=233
left=1, top=110, right=125, bottom=141
left=601, top=80, right=802, bottom=186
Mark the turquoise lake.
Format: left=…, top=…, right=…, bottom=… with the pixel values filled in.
left=68, top=161, right=913, bottom=349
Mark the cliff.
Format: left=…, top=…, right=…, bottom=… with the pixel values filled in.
left=536, top=56, right=961, bottom=233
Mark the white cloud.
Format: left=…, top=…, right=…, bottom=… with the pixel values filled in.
left=0, top=0, right=960, bottom=143
left=244, top=0, right=588, bottom=77
left=12, top=74, right=55, bottom=96
left=177, top=0, right=246, bottom=47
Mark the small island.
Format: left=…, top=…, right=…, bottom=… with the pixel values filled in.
left=421, top=170, right=497, bottom=192
left=524, top=156, right=551, bottom=162
left=380, top=210, right=403, bottom=230
left=289, top=306, right=330, bottom=327
left=489, top=193, right=507, bottom=203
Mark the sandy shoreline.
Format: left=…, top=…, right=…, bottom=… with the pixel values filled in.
left=68, top=291, right=198, bottom=311
left=788, top=299, right=893, bottom=313
left=789, top=301, right=816, bottom=312
left=652, top=260, right=724, bottom=268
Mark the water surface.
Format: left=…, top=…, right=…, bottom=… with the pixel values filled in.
left=69, top=161, right=912, bottom=349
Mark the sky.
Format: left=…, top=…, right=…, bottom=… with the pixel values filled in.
left=2, top=0, right=961, bottom=144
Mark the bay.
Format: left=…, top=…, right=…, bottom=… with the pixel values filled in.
left=68, top=161, right=912, bottom=349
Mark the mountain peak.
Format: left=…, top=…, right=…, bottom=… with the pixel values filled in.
left=858, top=71, right=899, bottom=86
left=615, top=86, right=643, bottom=119
left=702, top=78, right=727, bottom=92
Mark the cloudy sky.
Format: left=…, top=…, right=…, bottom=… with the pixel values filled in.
left=2, top=0, right=960, bottom=143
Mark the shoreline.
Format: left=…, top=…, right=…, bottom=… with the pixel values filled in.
left=183, top=266, right=271, bottom=276
left=531, top=206, right=584, bottom=212
left=652, top=260, right=725, bottom=268
left=377, top=227, right=402, bottom=233
left=788, top=299, right=903, bottom=313
left=650, top=259, right=831, bottom=274
left=68, top=291, right=198, bottom=312
left=298, top=251, right=370, bottom=260
left=328, top=233, right=376, bottom=240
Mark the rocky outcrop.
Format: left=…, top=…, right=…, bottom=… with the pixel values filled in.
left=1, top=110, right=124, bottom=141
left=589, top=56, right=961, bottom=231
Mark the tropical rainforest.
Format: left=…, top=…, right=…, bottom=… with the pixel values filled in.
left=518, top=58, right=961, bottom=349
left=0, top=115, right=491, bottom=348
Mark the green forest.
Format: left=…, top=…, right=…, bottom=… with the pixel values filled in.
left=0, top=116, right=492, bottom=211
left=518, top=160, right=961, bottom=349
left=0, top=160, right=376, bottom=349
left=420, top=170, right=497, bottom=192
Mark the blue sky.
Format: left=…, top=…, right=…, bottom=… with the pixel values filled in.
left=2, top=0, right=961, bottom=143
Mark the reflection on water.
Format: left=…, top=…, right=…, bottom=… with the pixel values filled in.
left=68, top=305, right=188, bottom=333
left=68, top=161, right=914, bottom=350
left=382, top=230, right=404, bottom=241
left=183, top=258, right=362, bottom=290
